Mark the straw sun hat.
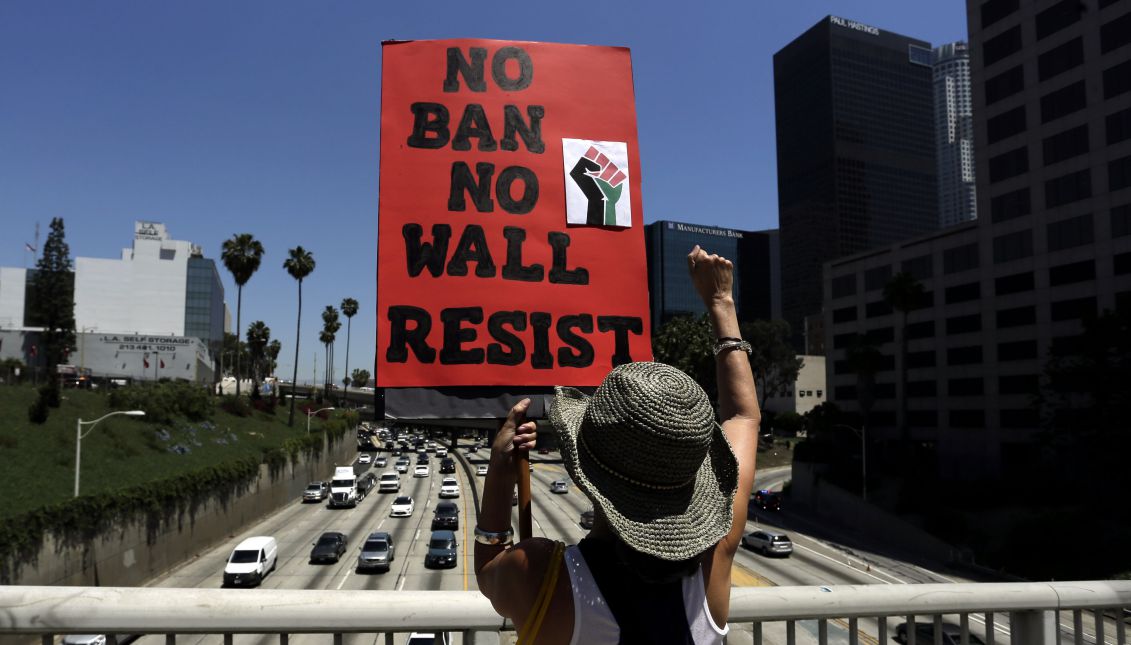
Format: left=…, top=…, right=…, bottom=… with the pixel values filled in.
left=549, top=361, right=738, bottom=561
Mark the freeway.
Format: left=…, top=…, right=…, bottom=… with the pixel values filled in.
left=137, top=435, right=1114, bottom=645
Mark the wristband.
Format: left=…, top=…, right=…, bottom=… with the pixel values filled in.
left=715, top=336, right=743, bottom=343
left=714, top=340, right=752, bottom=356
left=474, top=526, right=514, bottom=546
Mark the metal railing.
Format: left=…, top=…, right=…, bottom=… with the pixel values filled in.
left=1, top=581, right=1128, bottom=644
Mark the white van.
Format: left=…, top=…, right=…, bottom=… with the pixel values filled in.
left=223, top=536, right=278, bottom=587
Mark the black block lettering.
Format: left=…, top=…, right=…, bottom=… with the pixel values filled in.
left=451, top=104, right=498, bottom=152
left=530, top=312, right=553, bottom=369
left=487, top=311, right=527, bottom=366
left=444, top=47, right=487, bottom=92
left=502, top=105, right=545, bottom=153
left=548, top=232, right=589, bottom=284
left=446, top=225, right=497, bottom=278
left=403, top=223, right=451, bottom=277
left=597, top=316, right=643, bottom=367
left=387, top=306, right=436, bottom=364
left=406, top=102, right=450, bottom=149
left=440, top=307, right=485, bottom=365
left=501, top=227, right=544, bottom=282
left=491, top=46, right=533, bottom=91
left=557, top=314, right=594, bottom=368
left=496, top=166, right=538, bottom=215
left=448, top=162, right=495, bottom=212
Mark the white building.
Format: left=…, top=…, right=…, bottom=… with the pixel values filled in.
left=933, top=41, right=978, bottom=227
left=762, top=355, right=827, bottom=417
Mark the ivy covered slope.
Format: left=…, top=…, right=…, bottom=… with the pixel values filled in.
left=0, top=384, right=351, bottom=566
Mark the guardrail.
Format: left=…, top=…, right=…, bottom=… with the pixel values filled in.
left=1, top=581, right=1128, bottom=644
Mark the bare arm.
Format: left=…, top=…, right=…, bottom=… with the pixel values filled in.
left=687, top=245, right=761, bottom=621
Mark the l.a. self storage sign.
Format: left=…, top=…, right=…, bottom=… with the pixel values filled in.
left=377, top=39, right=652, bottom=387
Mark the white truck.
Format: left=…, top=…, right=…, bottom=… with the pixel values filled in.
left=328, top=466, right=359, bottom=508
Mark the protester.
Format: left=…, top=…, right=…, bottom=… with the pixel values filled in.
left=475, top=245, right=760, bottom=644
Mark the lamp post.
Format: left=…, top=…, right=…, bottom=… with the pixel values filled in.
left=834, top=423, right=867, bottom=502
left=75, top=410, right=146, bottom=497
left=306, top=407, right=336, bottom=434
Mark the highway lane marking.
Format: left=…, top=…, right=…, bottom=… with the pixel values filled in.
left=731, top=562, right=774, bottom=587
left=790, top=541, right=903, bottom=585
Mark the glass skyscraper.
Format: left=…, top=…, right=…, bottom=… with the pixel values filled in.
left=934, top=41, right=978, bottom=227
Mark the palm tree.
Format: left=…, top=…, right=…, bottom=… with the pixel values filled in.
left=284, top=246, right=316, bottom=426
left=321, top=305, right=341, bottom=395
left=883, top=272, right=926, bottom=462
left=246, top=321, right=271, bottom=397
left=340, top=297, right=359, bottom=404
left=220, top=234, right=265, bottom=398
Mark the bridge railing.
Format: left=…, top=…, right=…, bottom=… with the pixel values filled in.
left=1, top=581, right=1128, bottom=645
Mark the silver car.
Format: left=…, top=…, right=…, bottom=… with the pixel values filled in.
left=357, top=531, right=395, bottom=572
left=742, top=530, right=793, bottom=557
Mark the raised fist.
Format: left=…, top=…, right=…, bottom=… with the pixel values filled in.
left=569, top=146, right=626, bottom=226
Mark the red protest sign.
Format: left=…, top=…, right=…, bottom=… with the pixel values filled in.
left=377, top=39, right=652, bottom=388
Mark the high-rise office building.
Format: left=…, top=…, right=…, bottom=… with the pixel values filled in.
left=644, top=221, right=780, bottom=332
left=933, top=41, right=978, bottom=227
left=774, top=16, right=940, bottom=351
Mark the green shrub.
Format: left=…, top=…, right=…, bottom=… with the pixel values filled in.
left=219, top=395, right=252, bottom=417
left=27, top=394, right=48, bottom=424
left=109, top=382, right=213, bottom=425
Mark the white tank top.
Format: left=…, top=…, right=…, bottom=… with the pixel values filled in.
left=563, top=544, right=729, bottom=645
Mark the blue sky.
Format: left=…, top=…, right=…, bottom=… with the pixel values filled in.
left=0, top=1, right=968, bottom=384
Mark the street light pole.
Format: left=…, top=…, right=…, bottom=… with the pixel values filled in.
left=75, top=410, right=146, bottom=497
left=306, top=407, right=336, bottom=434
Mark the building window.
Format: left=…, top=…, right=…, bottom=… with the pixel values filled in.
left=907, top=380, right=937, bottom=397
left=987, top=106, right=1027, bottom=144
left=1107, top=106, right=1131, bottom=145
left=864, top=265, right=893, bottom=291
left=1051, top=334, right=1085, bottom=354
left=991, top=187, right=1031, bottom=223
left=1047, top=213, right=1094, bottom=252
left=1104, top=60, right=1131, bottom=99
left=984, top=25, right=1023, bottom=67
left=833, top=332, right=856, bottom=350
left=873, top=383, right=895, bottom=399
left=1049, top=260, right=1096, bottom=286
left=1111, top=155, right=1131, bottom=191
left=865, top=327, right=894, bottom=345
left=949, top=378, right=984, bottom=396
left=1115, top=204, right=1131, bottom=237
left=950, top=410, right=985, bottom=428
left=906, top=350, right=937, bottom=368
left=1038, top=38, right=1085, bottom=81
left=948, top=345, right=983, bottom=365
left=943, top=243, right=980, bottom=274
left=993, top=230, right=1033, bottom=263
left=1100, top=11, right=1131, bottom=54
left=832, top=274, right=856, bottom=298
left=995, top=271, right=1034, bottom=295
left=1041, top=81, right=1087, bottom=124
left=998, top=339, right=1038, bottom=360
left=1115, top=251, right=1131, bottom=275
left=989, top=146, right=1029, bottom=183
left=946, top=314, right=982, bottom=335
left=1001, top=409, right=1040, bottom=428
left=832, top=306, right=857, bottom=323
left=908, top=410, right=939, bottom=427
left=866, top=300, right=893, bottom=318
left=999, top=374, right=1039, bottom=395
left=997, top=305, right=1037, bottom=328
left=901, top=255, right=933, bottom=280
left=1050, top=296, right=1097, bottom=321
left=982, top=0, right=1020, bottom=28
left=945, top=282, right=982, bottom=304
left=835, top=385, right=857, bottom=400
left=1042, top=125, right=1089, bottom=166
left=1037, top=0, right=1085, bottom=39
left=1044, top=169, right=1092, bottom=208
left=906, top=320, right=935, bottom=340
left=984, top=65, right=1025, bottom=106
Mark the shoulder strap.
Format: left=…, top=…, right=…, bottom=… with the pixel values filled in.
left=517, top=540, right=565, bottom=645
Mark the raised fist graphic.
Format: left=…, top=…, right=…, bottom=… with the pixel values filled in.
left=569, top=146, right=626, bottom=226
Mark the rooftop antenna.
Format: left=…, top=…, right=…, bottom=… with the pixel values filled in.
left=24, top=222, right=39, bottom=268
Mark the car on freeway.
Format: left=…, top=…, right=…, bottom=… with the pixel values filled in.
left=392, top=449, right=402, bottom=457
left=395, top=459, right=410, bottom=473
left=895, top=622, right=985, bottom=645
left=439, top=458, right=456, bottom=474
left=358, top=453, right=372, bottom=465
left=309, top=531, right=348, bottom=564
left=476, top=465, right=488, bottom=476
left=752, top=489, right=782, bottom=511
left=63, top=635, right=138, bottom=645
left=423, top=530, right=458, bottom=569
left=390, top=495, right=415, bottom=517
left=537, top=447, right=550, bottom=454
left=468, top=445, right=479, bottom=453
left=302, top=481, right=329, bottom=502
left=431, top=500, right=459, bottom=530
left=375, top=456, right=387, bottom=467
left=378, top=472, right=401, bottom=493
left=742, top=530, right=793, bottom=557
left=414, top=464, right=430, bottom=477
left=356, top=473, right=376, bottom=499
left=550, top=479, right=569, bottom=494
left=406, top=633, right=451, bottom=645
left=580, top=509, right=594, bottom=530
left=439, top=477, right=460, bottom=498
left=436, top=447, right=448, bottom=457
left=511, top=490, right=519, bottom=506
left=416, top=453, right=430, bottom=464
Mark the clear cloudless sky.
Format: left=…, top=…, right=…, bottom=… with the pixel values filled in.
left=0, top=1, right=968, bottom=384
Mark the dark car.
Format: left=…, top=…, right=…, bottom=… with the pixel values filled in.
left=416, top=454, right=430, bottom=465
left=310, top=531, right=348, bottom=563
left=431, top=501, right=460, bottom=530
left=580, top=509, right=594, bottom=530
left=423, top=530, right=458, bottom=569
left=751, top=489, right=782, bottom=511
left=439, top=458, right=456, bottom=474
left=356, top=531, right=395, bottom=572
left=356, top=473, right=377, bottom=499
left=895, top=622, right=985, bottom=645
